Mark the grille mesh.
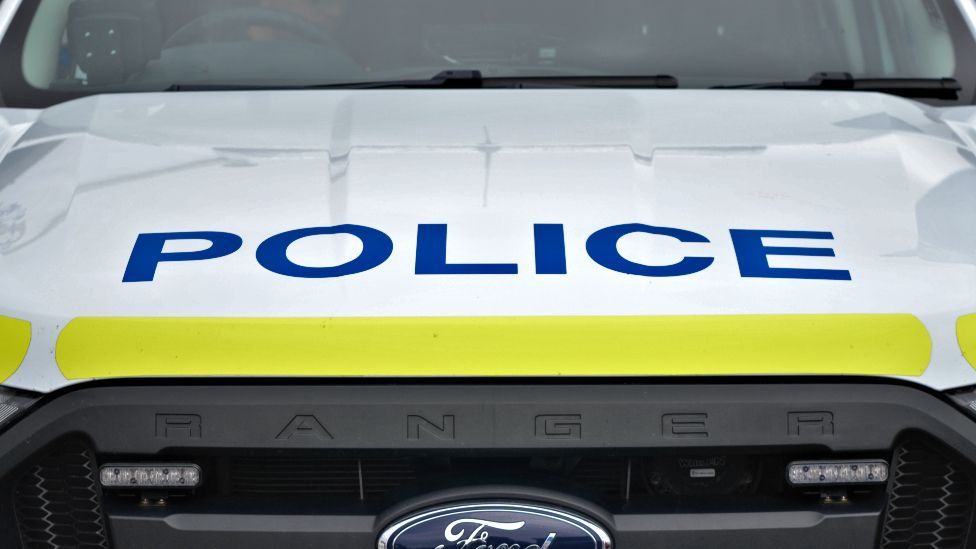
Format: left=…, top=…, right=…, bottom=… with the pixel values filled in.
left=570, top=457, right=628, bottom=497
left=880, top=440, right=976, bottom=549
left=14, top=441, right=110, bottom=549
left=230, top=456, right=416, bottom=497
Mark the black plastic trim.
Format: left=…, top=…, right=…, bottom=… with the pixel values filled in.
left=106, top=485, right=882, bottom=549
left=2, top=382, right=976, bottom=473
left=2, top=381, right=975, bottom=549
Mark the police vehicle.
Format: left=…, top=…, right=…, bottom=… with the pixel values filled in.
left=1, top=1, right=976, bottom=548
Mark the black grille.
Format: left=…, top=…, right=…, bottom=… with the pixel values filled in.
left=881, top=439, right=976, bottom=549
left=228, top=455, right=635, bottom=500
left=570, top=457, right=629, bottom=497
left=230, top=456, right=416, bottom=497
left=224, top=453, right=772, bottom=503
left=14, top=441, right=111, bottom=549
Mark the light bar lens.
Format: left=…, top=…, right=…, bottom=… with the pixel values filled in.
left=788, top=461, right=888, bottom=485
left=99, top=464, right=201, bottom=489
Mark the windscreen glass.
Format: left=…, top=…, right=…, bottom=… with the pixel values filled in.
left=3, top=0, right=973, bottom=100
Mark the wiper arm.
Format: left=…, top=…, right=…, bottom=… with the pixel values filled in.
left=164, top=71, right=679, bottom=91
left=712, top=72, right=961, bottom=100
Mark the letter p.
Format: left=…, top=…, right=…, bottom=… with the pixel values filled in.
left=123, top=231, right=243, bottom=282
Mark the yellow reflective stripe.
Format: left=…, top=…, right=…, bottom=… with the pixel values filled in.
left=0, top=316, right=31, bottom=383
left=56, top=314, right=930, bottom=379
left=960, top=314, right=976, bottom=369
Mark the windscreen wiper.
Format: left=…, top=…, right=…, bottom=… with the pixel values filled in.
left=317, top=71, right=680, bottom=89
left=313, top=70, right=487, bottom=89
left=712, top=72, right=961, bottom=100
left=162, top=71, right=485, bottom=91
left=164, top=70, right=679, bottom=91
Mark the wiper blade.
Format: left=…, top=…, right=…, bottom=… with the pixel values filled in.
left=318, top=71, right=680, bottom=89
left=712, top=72, right=961, bottom=100
left=161, top=71, right=486, bottom=91
left=164, top=71, right=679, bottom=91
left=315, top=70, right=487, bottom=89
left=487, top=74, right=679, bottom=89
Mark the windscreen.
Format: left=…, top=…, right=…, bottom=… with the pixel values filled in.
left=2, top=0, right=974, bottom=104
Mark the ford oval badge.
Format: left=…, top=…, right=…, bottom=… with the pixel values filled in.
left=378, top=502, right=612, bottom=549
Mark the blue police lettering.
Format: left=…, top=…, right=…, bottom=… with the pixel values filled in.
left=534, top=224, right=568, bottom=275
left=123, top=231, right=242, bottom=282
left=256, top=225, right=393, bottom=279
left=123, top=224, right=851, bottom=282
left=729, top=229, right=851, bottom=281
left=416, top=224, right=518, bottom=275
left=586, top=223, right=714, bottom=277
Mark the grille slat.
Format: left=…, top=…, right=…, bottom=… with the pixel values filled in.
left=880, top=440, right=976, bottom=549
left=14, top=441, right=110, bottom=549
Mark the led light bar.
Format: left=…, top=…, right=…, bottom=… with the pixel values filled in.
left=787, top=460, right=888, bottom=486
left=99, top=464, right=202, bottom=489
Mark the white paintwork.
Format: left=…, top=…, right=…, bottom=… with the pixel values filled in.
left=0, top=0, right=974, bottom=393
left=0, top=0, right=20, bottom=41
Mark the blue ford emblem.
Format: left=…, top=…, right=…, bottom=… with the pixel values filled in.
left=378, top=502, right=612, bottom=549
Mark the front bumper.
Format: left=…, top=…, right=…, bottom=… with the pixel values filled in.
left=1, top=380, right=975, bottom=549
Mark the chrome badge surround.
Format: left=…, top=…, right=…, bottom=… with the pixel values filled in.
left=378, top=502, right=612, bottom=549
